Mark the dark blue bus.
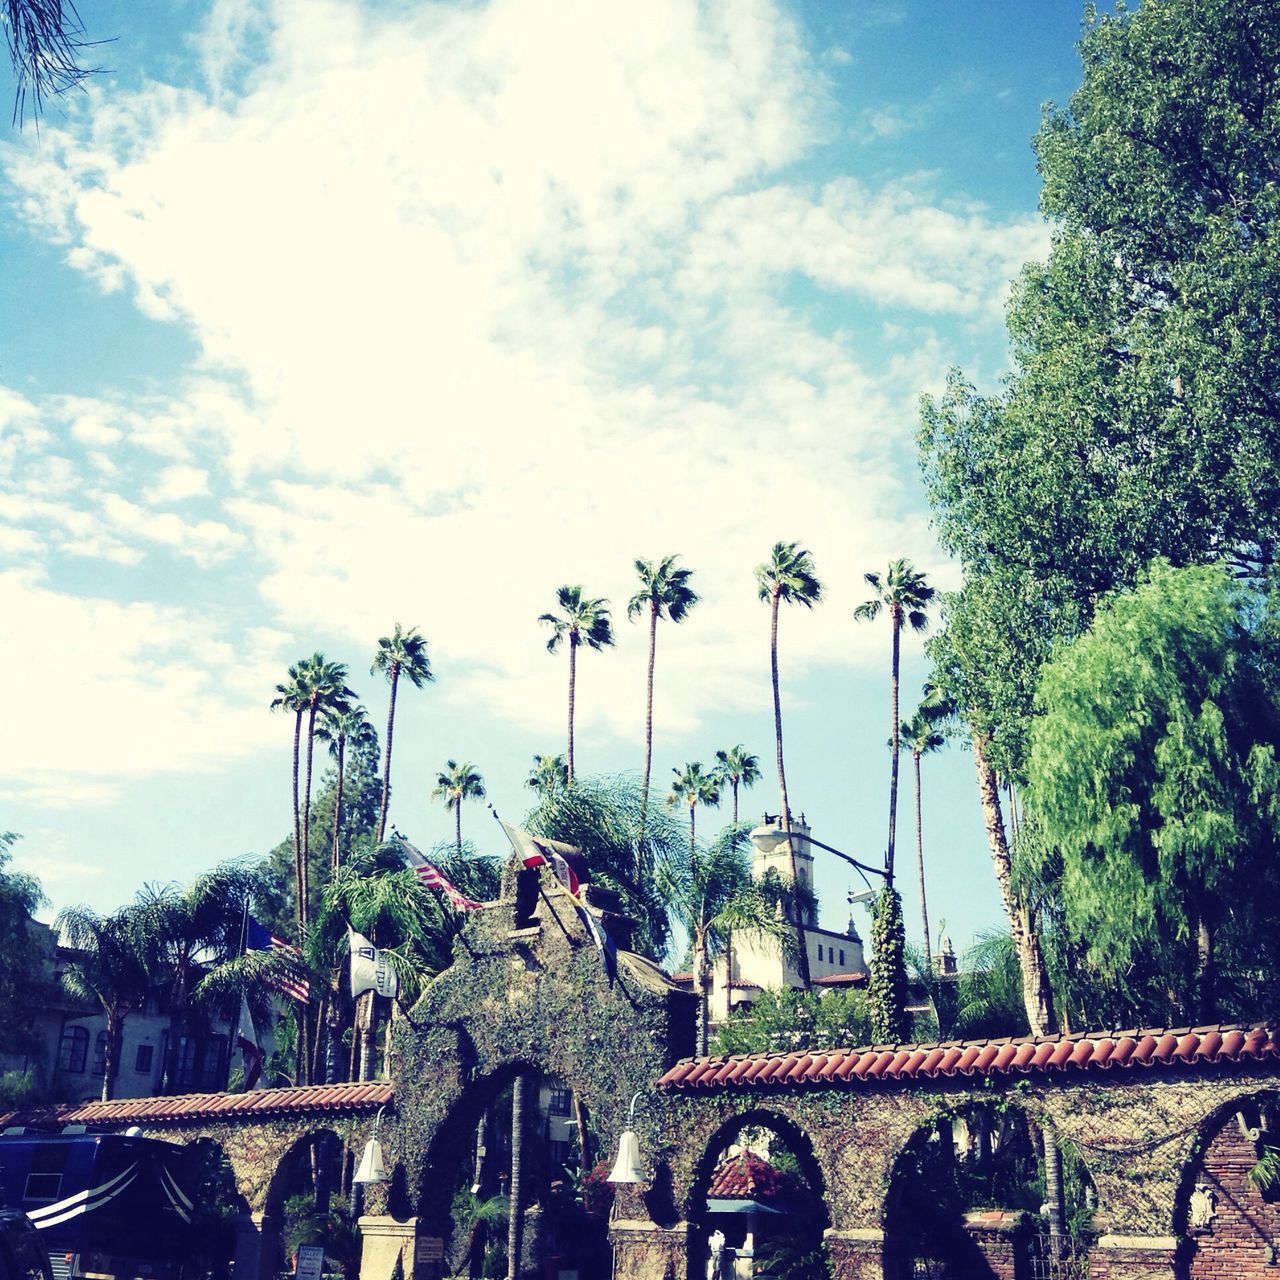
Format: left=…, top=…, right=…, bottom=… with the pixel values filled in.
left=0, top=1132, right=192, bottom=1280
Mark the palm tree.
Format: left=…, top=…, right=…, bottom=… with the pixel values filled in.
left=666, top=762, right=721, bottom=865
left=754, top=541, right=822, bottom=986
left=271, top=662, right=310, bottom=935
left=315, top=705, right=377, bottom=872
left=371, top=624, right=434, bottom=843
left=854, top=560, right=934, bottom=885
left=538, top=586, right=614, bottom=783
left=432, top=760, right=487, bottom=855
left=55, top=905, right=149, bottom=1101
left=899, top=712, right=945, bottom=971
left=713, top=745, right=760, bottom=828
left=656, top=835, right=787, bottom=1054
left=506, top=1072, right=528, bottom=1280
left=133, top=860, right=282, bottom=1091
left=627, top=556, right=699, bottom=837
left=525, top=753, right=568, bottom=797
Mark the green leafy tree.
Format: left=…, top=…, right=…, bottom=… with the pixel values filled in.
left=1027, top=561, right=1280, bottom=1022
left=867, top=886, right=909, bottom=1043
left=627, top=556, right=700, bottom=840
left=714, top=987, right=872, bottom=1057
left=898, top=712, right=945, bottom=970
left=371, top=623, right=434, bottom=842
left=538, top=586, right=615, bottom=783
left=754, top=541, right=822, bottom=987
left=525, top=754, right=568, bottom=798
left=54, top=903, right=150, bottom=1101
left=854, top=560, right=934, bottom=885
left=0, top=833, right=47, bottom=1068
left=315, top=705, right=378, bottom=872
left=665, top=761, right=721, bottom=866
left=656, top=832, right=787, bottom=1054
left=432, top=760, right=487, bottom=855
left=713, top=745, right=760, bottom=829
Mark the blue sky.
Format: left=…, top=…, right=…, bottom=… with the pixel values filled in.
left=0, top=0, right=1090, bottom=957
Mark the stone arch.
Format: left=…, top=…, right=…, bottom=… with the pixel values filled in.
left=882, top=1094, right=1088, bottom=1280
left=684, top=1107, right=829, bottom=1280
left=1173, top=1087, right=1280, bottom=1279
left=263, top=1125, right=346, bottom=1220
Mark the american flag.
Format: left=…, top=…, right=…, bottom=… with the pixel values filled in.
left=246, top=916, right=311, bottom=1003
left=390, top=833, right=484, bottom=912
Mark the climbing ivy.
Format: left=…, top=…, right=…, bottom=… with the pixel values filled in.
left=868, top=887, right=909, bottom=1043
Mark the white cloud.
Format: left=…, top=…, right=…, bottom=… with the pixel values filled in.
left=0, top=0, right=1024, bottom=783
left=0, top=568, right=283, bottom=805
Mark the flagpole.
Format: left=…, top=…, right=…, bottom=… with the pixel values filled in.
left=228, top=894, right=252, bottom=1091
left=489, top=805, right=579, bottom=945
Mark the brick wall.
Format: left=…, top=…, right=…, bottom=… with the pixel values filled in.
left=1185, top=1120, right=1280, bottom=1279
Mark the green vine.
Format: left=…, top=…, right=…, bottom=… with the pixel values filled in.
left=868, top=887, right=909, bottom=1043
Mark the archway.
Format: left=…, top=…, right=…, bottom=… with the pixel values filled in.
left=685, top=1110, right=828, bottom=1280
left=1176, top=1090, right=1280, bottom=1279
left=418, top=1062, right=611, bottom=1279
left=265, top=1127, right=358, bottom=1280
left=183, top=1137, right=247, bottom=1280
left=883, top=1100, right=1094, bottom=1280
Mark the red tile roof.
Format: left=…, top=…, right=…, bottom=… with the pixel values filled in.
left=0, top=1081, right=394, bottom=1129
left=812, top=972, right=868, bottom=987
left=657, top=1024, right=1280, bottom=1091
left=706, top=1150, right=791, bottom=1201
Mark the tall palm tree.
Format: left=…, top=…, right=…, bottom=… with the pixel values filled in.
left=755, top=541, right=822, bottom=986
left=627, top=556, right=699, bottom=836
left=432, top=760, right=487, bottom=855
left=538, top=586, right=614, bottom=783
left=506, top=1072, right=528, bottom=1280
left=316, top=705, right=377, bottom=872
left=656, top=835, right=787, bottom=1054
left=713, top=745, right=760, bottom=828
left=55, top=905, right=149, bottom=1102
left=666, top=762, right=721, bottom=865
left=271, top=662, right=310, bottom=935
left=525, top=753, right=568, bottom=797
left=898, top=712, right=945, bottom=971
left=371, top=624, right=434, bottom=842
left=854, top=560, right=934, bottom=885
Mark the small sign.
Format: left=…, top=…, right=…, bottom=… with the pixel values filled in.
left=295, top=1243, right=325, bottom=1280
left=415, top=1236, right=445, bottom=1262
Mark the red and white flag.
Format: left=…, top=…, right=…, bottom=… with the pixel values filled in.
left=499, top=821, right=589, bottom=897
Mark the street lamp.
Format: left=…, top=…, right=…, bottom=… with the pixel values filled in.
left=606, top=1092, right=646, bottom=1185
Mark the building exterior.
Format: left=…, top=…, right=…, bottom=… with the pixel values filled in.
left=702, top=815, right=868, bottom=1023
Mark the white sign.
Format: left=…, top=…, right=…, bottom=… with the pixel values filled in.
left=295, top=1243, right=325, bottom=1280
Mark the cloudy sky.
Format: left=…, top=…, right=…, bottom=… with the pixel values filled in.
left=0, top=0, right=1087, bottom=954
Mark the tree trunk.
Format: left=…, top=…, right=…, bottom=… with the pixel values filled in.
left=724, top=928, right=734, bottom=1020
left=456, top=802, right=463, bottom=856
left=887, top=606, right=901, bottom=885
left=914, top=750, right=932, bottom=971
left=506, top=1073, right=527, bottom=1280
left=358, top=993, right=379, bottom=1081
left=302, top=703, right=317, bottom=926
left=1197, top=915, right=1215, bottom=1024
left=731, top=778, right=739, bottom=828
left=566, top=636, right=577, bottom=783
left=292, top=709, right=305, bottom=935
left=693, top=932, right=709, bottom=1056
left=377, top=665, right=400, bottom=842
left=572, top=1094, right=592, bottom=1174
left=310, top=992, right=328, bottom=1084
left=331, top=735, right=346, bottom=873
left=637, top=603, right=658, bottom=858
left=770, top=590, right=810, bottom=986
left=1042, top=1118, right=1065, bottom=1250
left=325, top=993, right=341, bottom=1083
left=689, top=805, right=696, bottom=871
left=972, top=729, right=1054, bottom=1034
left=101, top=1011, right=118, bottom=1102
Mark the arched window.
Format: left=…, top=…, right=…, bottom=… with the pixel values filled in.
left=57, top=1025, right=88, bottom=1073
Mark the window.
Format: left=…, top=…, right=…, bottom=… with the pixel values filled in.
left=135, top=1044, right=154, bottom=1074
left=548, top=1088, right=572, bottom=1117
left=549, top=1139, right=571, bottom=1170
left=839, top=950, right=845, bottom=966
left=197, top=1036, right=227, bottom=1091
left=56, top=1025, right=88, bottom=1073
left=24, top=1144, right=68, bottom=1203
